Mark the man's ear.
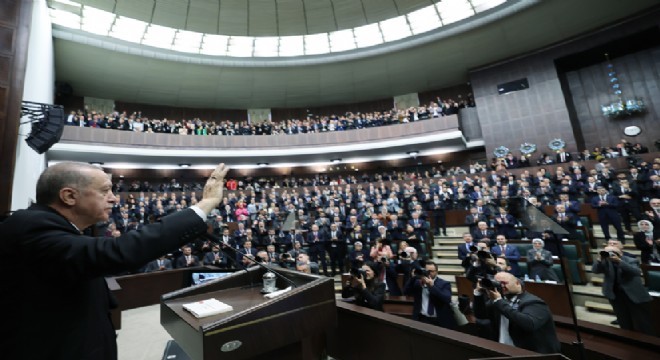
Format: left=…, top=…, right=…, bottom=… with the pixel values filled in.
left=59, top=187, right=78, bottom=206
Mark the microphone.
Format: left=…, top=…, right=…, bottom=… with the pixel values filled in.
left=203, top=233, right=297, bottom=290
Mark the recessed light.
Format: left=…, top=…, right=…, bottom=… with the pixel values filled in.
left=179, top=164, right=191, bottom=168
left=257, top=162, right=269, bottom=167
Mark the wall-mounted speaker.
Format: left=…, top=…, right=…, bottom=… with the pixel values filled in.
left=23, top=102, right=65, bottom=154
left=497, top=78, right=529, bottom=95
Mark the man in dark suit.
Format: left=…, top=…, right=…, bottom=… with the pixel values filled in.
left=556, top=149, right=572, bottom=163
left=472, top=221, right=495, bottom=247
left=428, top=194, right=448, bottom=236
left=175, top=246, right=200, bottom=268
left=0, top=161, right=228, bottom=360
left=403, top=261, right=456, bottom=330
left=591, top=186, right=625, bottom=242
left=465, top=207, right=488, bottom=234
left=236, top=240, right=258, bottom=268
left=307, top=224, right=329, bottom=275
left=490, top=235, right=521, bottom=276
left=473, top=272, right=561, bottom=354
left=203, top=244, right=228, bottom=268
left=144, top=255, right=173, bottom=272
left=592, top=241, right=655, bottom=335
left=457, top=233, right=476, bottom=261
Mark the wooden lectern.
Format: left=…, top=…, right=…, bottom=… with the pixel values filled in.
left=160, top=266, right=336, bottom=360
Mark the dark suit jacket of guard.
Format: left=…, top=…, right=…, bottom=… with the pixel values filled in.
left=473, top=292, right=561, bottom=354
left=403, top=276, right=456, bottom=329
left=592, top=255, right=653, bottom=304
left=0, top=204, right=208, bottom=360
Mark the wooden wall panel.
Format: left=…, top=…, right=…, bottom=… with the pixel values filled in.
left=0, top=0, right=33, bottom=215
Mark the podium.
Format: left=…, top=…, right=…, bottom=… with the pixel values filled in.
left=160, top=266, right=336, bottom=360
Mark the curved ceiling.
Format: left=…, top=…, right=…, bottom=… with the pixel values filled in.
left=52, top=0, right=478, bottom=36
left=52, top=0, right=659, bottom=108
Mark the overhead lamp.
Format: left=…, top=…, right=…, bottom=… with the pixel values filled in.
left=257, top=162, right=269, bottom=167
left=331, top=158, right=342, bottom=164
left=179, top=163, right=191, bottom=168
left=407, top=151, right=419, bottom=159
left=89, top=162, right=104, bottom=166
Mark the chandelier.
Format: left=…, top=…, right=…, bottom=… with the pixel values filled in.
left=600, top=53, right=645, bottom=118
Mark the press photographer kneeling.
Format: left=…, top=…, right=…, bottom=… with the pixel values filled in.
left=342, top=261, right=385, bottom=311
left=472, top=272, right=560, bottom=354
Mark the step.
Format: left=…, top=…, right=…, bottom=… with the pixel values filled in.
left=584, top=300, right=614, bottom=314
left=434, top=251, right=458, bottom=258
left=434, top=258, right=462, bottom=265
left=437, top=266, right=465, bottom=275
left=436, top=239, right=465, bottom=245
left=591, top=276, right=603, bottom=286
left=433, top=245, right=458, bottom=251
left=572, top=284, right=604, bottom=297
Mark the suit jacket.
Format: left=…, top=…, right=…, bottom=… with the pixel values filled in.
left=457, top=242, right=476, bottom=261
left=472, top=228, right=495, bottom=244
left=0, top=205, right=207, bottom=360
left=203, top=251, right=228, bottom=267
left=145, top=258, right=173, bottom=272
left=473, top=292, right=561, bottom=354
left=175, top=254, right=200, bottom=268
left=491, top=245, right=521, bottom=276
left=403, top=276, right=456, bottom=329
left=592, top=255, right=652, bottom=303
left=307, top=230, right=328, bottom=251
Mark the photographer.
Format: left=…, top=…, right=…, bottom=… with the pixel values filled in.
left=592, top=242, right=654, bottom=335
left=473, top=272, right=560, bottom=354
left=463, top=240, right=499, bottom=284
left=342, top=262, right=385, bottom=311
left=403, top=260, right=455, bottom=329
left=526, top=239, right=559, bottom=282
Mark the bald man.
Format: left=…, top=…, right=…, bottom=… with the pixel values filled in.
left=473, top=272, right=560, bottom=354
left=0, top=162, right=229, bottom=360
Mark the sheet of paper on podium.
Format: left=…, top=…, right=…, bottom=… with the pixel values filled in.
left=182, top=298, right=233, bottom=318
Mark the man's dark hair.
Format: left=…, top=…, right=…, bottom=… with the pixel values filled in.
left=36, top=162, right=102, bottom=205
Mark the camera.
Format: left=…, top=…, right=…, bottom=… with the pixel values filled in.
left=600, top=250, right=615, bottom=259
left=380, top=256, right=388, bottom=263
left=350, top=268, right=367, bottom=279
left=469, top=245, right=478, bottom=253
left=412, top=260, right=428, bottom=278
left=479, top=276, right=503, bottom=293
left=399, top=251, right=409, bottom=259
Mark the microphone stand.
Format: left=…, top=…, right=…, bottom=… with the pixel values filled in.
left=204, top=233, right=298, bottom=291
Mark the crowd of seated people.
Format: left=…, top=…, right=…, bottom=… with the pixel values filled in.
left=489, top=139, right=653, bottom=171
left=100, top=142, right=660, bottom=280
left=64, top=96, right=475, bottom=136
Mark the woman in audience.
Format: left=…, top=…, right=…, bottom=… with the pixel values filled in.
left=341, top=261, right=385, bottom=311
left=633, top=220, right=660, bottom=264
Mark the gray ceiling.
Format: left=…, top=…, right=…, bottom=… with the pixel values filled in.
left=52, top=0, right=660, bottom=109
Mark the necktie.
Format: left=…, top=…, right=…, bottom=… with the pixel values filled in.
left=501, top=246, right=505, bottom=253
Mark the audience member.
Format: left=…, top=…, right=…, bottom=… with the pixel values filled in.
left=592, top=241, right=655, bottom=335
left=472, top=272, right=561, bottom=354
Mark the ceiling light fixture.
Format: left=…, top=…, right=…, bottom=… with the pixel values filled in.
left=179, top=163, right=191, bottom=168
